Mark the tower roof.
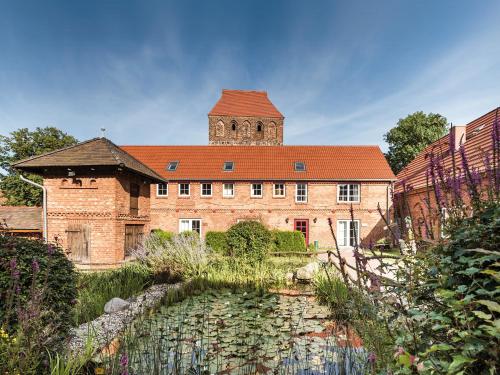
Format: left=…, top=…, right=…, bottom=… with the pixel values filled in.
left=209, top=90, right=284, bottom=118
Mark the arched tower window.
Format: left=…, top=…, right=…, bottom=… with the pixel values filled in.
left=231, top=120, right=237, bottom=131
left=215, top=120, right=225, bottom=137
left=256, top=121, right=263, bottom=132
left=242, top=120, right=250, bottom=137
left=267, top=122, right=277, bottom=139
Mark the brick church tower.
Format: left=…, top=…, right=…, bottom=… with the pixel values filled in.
left=208, top=90, right=284, bottom=145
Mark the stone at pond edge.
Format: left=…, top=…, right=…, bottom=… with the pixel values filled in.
left=296, top=262, right=320, bottom=282
left=104, top=297, right=130, bottom=314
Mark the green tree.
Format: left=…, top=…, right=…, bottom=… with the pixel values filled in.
left=0, top=127, right=78, bottom=206
left=384, top=111, right=448, bottom=174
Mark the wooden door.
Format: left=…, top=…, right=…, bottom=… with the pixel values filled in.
left=66, top=224, right=90, bottom=262
left=124, top=224, right=144, bottom=257
left=294, top=219, right=309, bottom=246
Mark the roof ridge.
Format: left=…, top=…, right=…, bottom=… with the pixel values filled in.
left=120, top=144, right=383, bottom=148
left=101, top=138, right=123, bottom=164
left=103, top=138, right=166, bottom=181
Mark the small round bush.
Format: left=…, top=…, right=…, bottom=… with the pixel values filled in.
left=0, top=236, right=77, bottom=340
left=150, top=229, right=173, bottom=243
left=227, top=221, right=271, bottom=262
left=205, top=231, right=229, bottom=254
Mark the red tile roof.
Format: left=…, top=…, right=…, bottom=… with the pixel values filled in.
left=120, top=145, right=396, bottom=181
left=208, top=90, right=284, bottom=118
left=396, top=107, right=500, bottom=191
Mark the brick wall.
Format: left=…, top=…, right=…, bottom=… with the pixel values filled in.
left=44, top=171, right=151, bottom=269
left=150, top=181, right=391, bottom=248
left=208, top=115, right=284, bottom=145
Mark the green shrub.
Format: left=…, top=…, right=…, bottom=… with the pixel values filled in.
left=150, top=229, right=173, bottom=243
left=271, top=230, right=306, bottom=252
left=394, top=202, right=500, bottom=374
left=205, top=231, right=229, bottom=254
left=0, top=236, right=77, bottom=337
left=0, top=236, right=77, bottom=374
left=74, top=262, right=153, bottom=324
left=226, top=221, right=271, bottom=262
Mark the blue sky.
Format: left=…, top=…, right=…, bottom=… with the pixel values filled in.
left=0, top=1, right=499, bottom=149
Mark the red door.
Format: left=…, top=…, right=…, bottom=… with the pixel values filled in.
left=294, top=219, right=309, bottom=246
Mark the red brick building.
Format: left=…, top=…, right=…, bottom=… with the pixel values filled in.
left=14, top=138, right=165, bottom=269
left=395, top=107, right=499, bottom=240
left=14, top=90, right=396, bottom=268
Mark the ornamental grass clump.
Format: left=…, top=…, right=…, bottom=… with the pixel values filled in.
left=134, top=231, right=209, bottom=281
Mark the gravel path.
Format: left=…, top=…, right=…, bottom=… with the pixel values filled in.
left=68, top=282, right=183, bottom=354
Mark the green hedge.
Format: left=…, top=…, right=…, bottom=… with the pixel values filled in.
left=205, top=231, right=229, bottom=254
left=271, top=230, right=306, bottom=252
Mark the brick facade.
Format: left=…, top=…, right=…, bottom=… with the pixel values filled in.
left=208, top=115, right=284, bottom=145
left=149, top=181, right=391, bottom=248
left=44, top=171, right=152, bottom=269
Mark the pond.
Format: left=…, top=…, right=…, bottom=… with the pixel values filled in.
left=109, top=289, right=369, bottom=374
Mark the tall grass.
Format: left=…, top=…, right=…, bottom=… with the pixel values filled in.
left=74, top=263, right=153, bottom=325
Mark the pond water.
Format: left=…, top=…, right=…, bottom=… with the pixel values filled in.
left=115, top=289, right=368, bottom=374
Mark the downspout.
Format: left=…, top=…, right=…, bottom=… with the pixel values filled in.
left=20, top=175, right=47, bottom=243
left=387, top=182, right=392, bottom=224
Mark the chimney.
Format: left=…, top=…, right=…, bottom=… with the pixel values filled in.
left=450, top=125, right=466, bottom=151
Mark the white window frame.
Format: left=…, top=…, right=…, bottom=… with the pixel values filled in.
left=179, top=219, right=202, bottom=236
left=156, top=182, right=168, bottom=197
left=223, top=183, right=234, bottom=198
left=200, top=182, right=212, bottom=197
left=273, top=183, right=286, bottom=197
left=295, top=183, right=308, bottom=203
left=337, top=184, right=360, bottom=203
left=251, top=183, right=263, bottom=198
left=178, top=183, right=190, bottom=197
left=337, top=220, right=360, bottom=247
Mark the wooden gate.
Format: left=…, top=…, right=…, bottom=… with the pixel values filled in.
left=66, top=224, right=90, bottom=262
left=124, top=224, right=144, bottom=257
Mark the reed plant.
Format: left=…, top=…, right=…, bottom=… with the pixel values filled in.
left=74, top=263, right=153, bottom=325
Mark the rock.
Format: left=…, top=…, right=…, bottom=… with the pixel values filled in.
left=296, top=262, right=320, bottom=281
left=285, top=272, right=295, bottom=282
left=104, top=297, right=130, bottom=314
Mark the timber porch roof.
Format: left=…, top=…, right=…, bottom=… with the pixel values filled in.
left=12, top=137, right=166, bottom=182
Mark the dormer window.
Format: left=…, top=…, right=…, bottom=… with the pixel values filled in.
left=294, top=162, right=306, bottom=171
left=223, top=161, right=234, bottom=171
left=167, top=161, right=179, bottom=171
